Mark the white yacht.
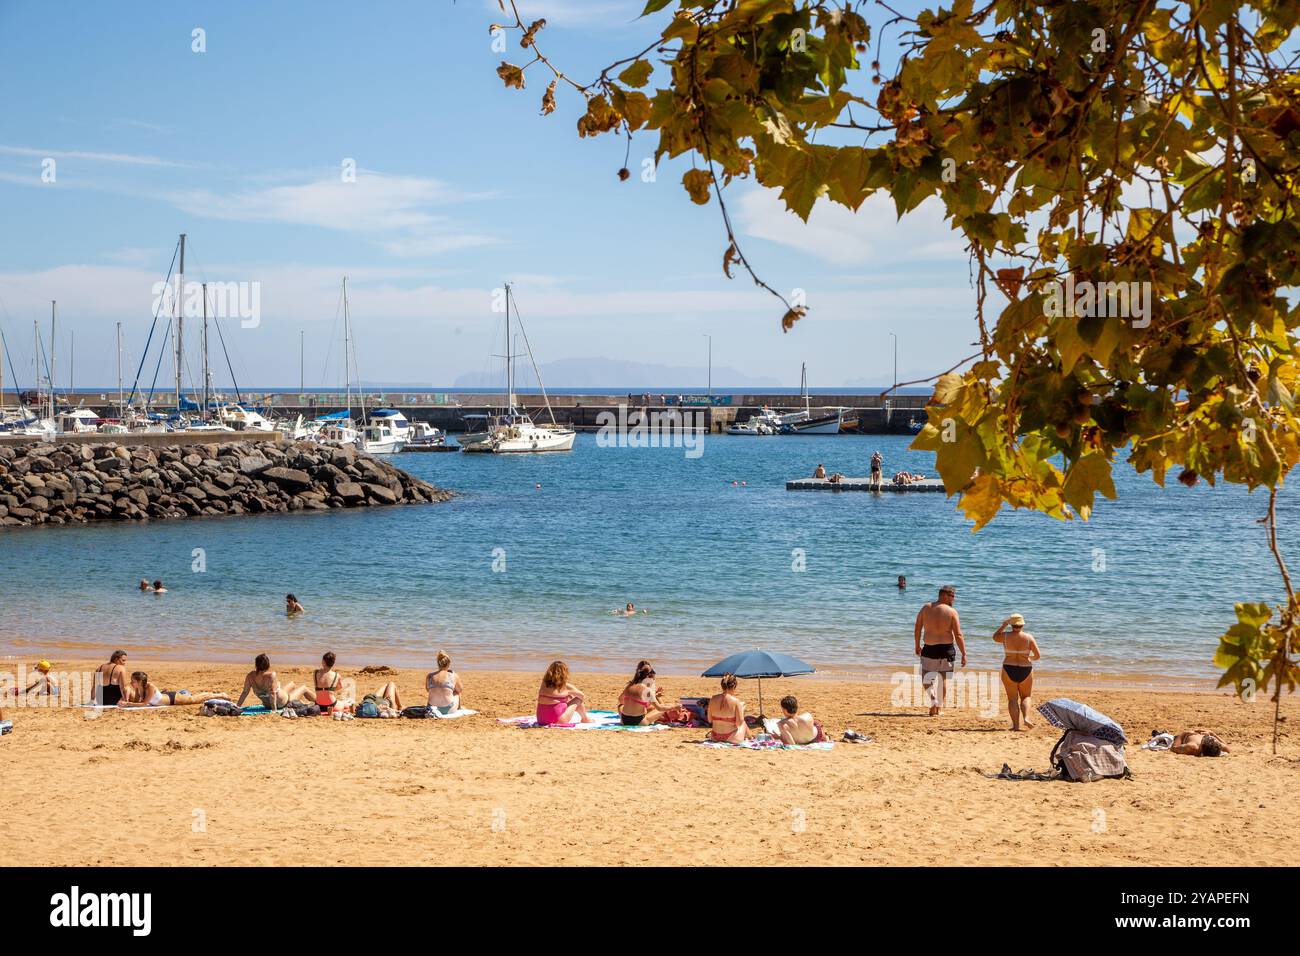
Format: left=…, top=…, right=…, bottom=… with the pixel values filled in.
left=459, top=283, right=575, bottom=454
left=359, top=408, right=410, bottom=454
left=359, top=409, right=408, bottom=455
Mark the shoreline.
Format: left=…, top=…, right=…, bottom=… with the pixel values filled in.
left=0, top=642, right=1225, bottom=694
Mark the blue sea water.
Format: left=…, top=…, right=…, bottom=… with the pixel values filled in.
left=0, top=433, right=1292, bottom=684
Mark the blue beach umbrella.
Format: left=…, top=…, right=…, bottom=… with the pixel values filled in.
left=702, top=650, right=815, bottom=716
left=1037, top=698, right=1128, bottom=745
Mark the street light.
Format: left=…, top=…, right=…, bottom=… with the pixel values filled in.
left=889, top=332, right=898, bottom=393
left=703, top=333, right=712, bottom=397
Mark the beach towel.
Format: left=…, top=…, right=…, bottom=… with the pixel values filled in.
left=696, top=736, right=834, bottom=751
left=402, top=705, right=478, bottom=719
left=497, top=709, right=670, bottom=731
left=1141, top=732, right=1175, bottom=751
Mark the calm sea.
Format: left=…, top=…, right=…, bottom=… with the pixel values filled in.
left=0, top=433, right=1291, bottom=685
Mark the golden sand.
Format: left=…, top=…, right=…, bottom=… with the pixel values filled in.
left=2, top=660, right=1294, bottom=866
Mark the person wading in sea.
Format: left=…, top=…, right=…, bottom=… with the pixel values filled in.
left=913, top=585, right=966, bottom=716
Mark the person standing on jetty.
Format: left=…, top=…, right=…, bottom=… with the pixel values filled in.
left=870, top=451, right=883, bottom=489
left=914, top=585, right=966, bottom=716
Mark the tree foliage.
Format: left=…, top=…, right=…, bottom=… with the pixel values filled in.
left=491, top=0, right=1300, bottom=742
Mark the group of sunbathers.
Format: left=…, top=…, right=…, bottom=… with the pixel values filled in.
left=532, top=660, right=821, bottom=744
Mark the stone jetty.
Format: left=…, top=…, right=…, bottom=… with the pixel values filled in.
left=0, top=438, right=452, bottom=528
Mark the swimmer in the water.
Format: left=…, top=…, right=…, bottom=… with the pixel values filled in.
left=612, top=602, right=647, bottom=616
left=286, top=593, right=305, bottom=617
left=152, top=580, right=167, bottom=594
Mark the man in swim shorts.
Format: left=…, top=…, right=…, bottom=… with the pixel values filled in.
left=914, top=584, right=966, bottom=716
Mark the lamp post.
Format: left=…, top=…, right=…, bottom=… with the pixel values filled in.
left=703, top=333, right=712, bottom=397
left=889, top=332, right=897, bottom=393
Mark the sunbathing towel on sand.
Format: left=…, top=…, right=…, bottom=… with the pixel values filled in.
left=497, top=709, right=671, bottom=731
left=696, top=737, right=834, bottom=751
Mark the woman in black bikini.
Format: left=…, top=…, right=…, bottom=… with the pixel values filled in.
left=993, top=614, right=1041, bottom=731
left=95, top=650, right=130, bottom=706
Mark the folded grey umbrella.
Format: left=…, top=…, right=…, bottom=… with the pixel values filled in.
left=1037, top=698, right=1127, bottom=745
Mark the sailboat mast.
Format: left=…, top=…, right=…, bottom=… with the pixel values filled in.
left=116, top=322, right=124, bottom=418
left=505, top=282, right=514, bottom=413
left=343, top=277, right=352, bottom=422
left=50, top=301, right=56, bottom=422
left=802, top=362, right=808, bottom=415
left=201, top=282, right=210, bottom=420
left=175, top=233, right=186, bottom=412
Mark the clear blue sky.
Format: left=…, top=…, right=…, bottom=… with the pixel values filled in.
left=0, top=0, right=975, bottom=391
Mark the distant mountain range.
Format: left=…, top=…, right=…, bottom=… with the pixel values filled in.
left=452, top=358, right=782, bottom=390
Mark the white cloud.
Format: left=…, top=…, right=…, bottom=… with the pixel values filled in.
left=483, top=0, right=637, bottom=28
left=0, top=144, right=189, bottom=167
left=738, top=188, right=968, bottom=267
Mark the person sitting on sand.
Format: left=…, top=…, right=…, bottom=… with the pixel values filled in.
left=152, top=580, right=167, bottom=594
left=313, top=652, right=342, bottom=712
left=1171, top=730, right=1230, bottom=757
left=119, top=671, right=225, bottom=708
left=94, top=650, right=130, bottom=707
left=361, top=682, right=403, bottom=717
left=286, top=594, right=305, bottom=617
left=617, top=664, right=668, bottom=726
left=993, top=613, right=1041, bottom=731
left=813, top=463, right=827, bottom=479
left=426, top=650, right=463, bottom=715
left=775, top=695, right=818, bottom=745
left=536, top=660, right=591, bottom=726
left=236, top=655, right=314, bottom=711
left=707, top=674, right=746, bottom=743
left=5, top=660, right=59, bottom=701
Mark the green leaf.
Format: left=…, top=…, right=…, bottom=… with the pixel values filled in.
left=617, top=60, right=654, bottom=88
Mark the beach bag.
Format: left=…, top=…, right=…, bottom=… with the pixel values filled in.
left=199, top=699, right=241, bottom=717
left=287, top=701, right=320, bottom=718
left=1051, top=730, right=1130, bottom=782
left=357, top=700, right=380, bottom=718
left=402, top=705, right=431, bottom=719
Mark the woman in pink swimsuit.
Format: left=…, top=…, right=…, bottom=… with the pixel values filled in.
left=707, top=673, right=746, bottom=743
left=536, top=660, right=592, bottom=725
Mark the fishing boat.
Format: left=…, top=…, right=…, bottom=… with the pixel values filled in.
left=459, top=283, right=575, bottom=454
left=404, top=420, right=453, bottom=450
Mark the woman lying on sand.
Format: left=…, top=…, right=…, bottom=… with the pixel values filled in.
left=536, top=661, right=591, bottom=726
left=993, top=614, right=1041, bottom=731
left=236, top=655, right=315, bottom=710
left=1171, top=731, right=1230, bottom=756
left=362, top=682, right=403, bottom=716
left=118, top=672, right=225, bottom=708
left=707, top=674, right=746, bottom=743
left=426, top=650, right=463, bottom=715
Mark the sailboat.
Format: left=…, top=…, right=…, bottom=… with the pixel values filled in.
left=460, top=283, right=575, bottom=454
left=312, top=278, right=405, bottom=454
left=777, top=363, right=846, bottom=434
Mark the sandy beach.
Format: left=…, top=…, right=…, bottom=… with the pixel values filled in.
left=2, top=658, right=1294, bottom=867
